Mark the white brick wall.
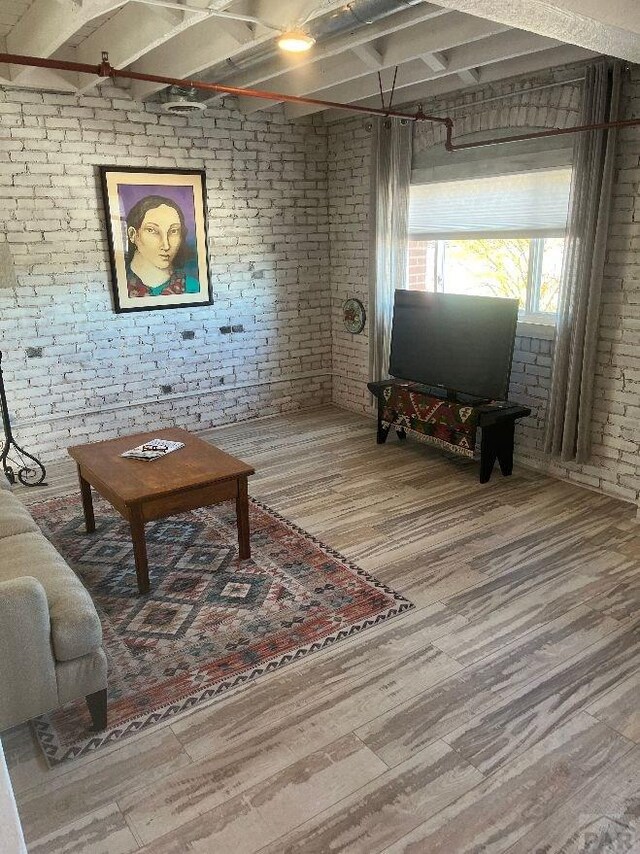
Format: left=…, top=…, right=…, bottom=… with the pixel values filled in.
left=0, top=85, right=331, bottom=461
left=327, top=63, right=640, bottom=505
left=328, top=117, right=372, bottom=415
left=3, top=63, right=640, bottom=504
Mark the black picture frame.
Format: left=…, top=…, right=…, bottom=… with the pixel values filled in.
left=99, top=166, right=212, bottom=313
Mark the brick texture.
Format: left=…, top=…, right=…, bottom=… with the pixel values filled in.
left=2, top=62, right=640, bottom=505
left=328, top=117, right=372, bottom=415
left=0, top=85, right=331, bottom=460
left=327, top=63, right=640, bottom=505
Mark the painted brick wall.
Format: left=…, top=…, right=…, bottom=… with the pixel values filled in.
left=0, top=84, right=331, bottom=461
left=328, top=116, right=372, bottom=415
left=327, top=63, right=640, bottom=505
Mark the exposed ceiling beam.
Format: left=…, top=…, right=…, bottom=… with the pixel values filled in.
left=320, top=44, right=597, bottom=123
left=71, top=3, right=188, bottom=92
left=241, top=12, right=510, bottom=115
left=285, top=30, right=563, bottom=120
left=129, top=0, right=348, bottom=100
left=129, top=17, right=258, bottom=100
left=2, top=64, right=80, bottom=91
left=3, top=0, right=248, bottom=92
left=458, top=67, right=480, bottom=83
left=351, top=43, right=384, bottom=71
left=213, top=3, right=448, bottom=98
left=421, top=52, right=449, bottom=72
left=6, top=0, right=125, bottom=63
left=413, top=0, right=640, bottom=63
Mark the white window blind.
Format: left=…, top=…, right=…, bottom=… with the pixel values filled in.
left=409, top=168, right=572, bottom=240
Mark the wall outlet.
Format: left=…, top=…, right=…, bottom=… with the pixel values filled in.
left=181, top=330, right=195, bottom=340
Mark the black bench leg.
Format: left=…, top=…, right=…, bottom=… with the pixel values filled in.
left=377, top=419, right=390, bottom=444
left=480, top=420, right=516, bottom=483
left=86, top=688, right=107, bottom=731
left=395, top=427, right=407, bottom=441
left=376, top=400, right=392, bottom=444
left=496, top=420, right=515, bottom=476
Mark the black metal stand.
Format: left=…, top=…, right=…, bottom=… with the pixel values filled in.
left=0, top=351, right=46, bottom=486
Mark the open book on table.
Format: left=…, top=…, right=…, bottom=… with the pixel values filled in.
left=120, top=439, right=185, bottom=461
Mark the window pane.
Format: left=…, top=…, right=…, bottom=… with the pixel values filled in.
left=407, top=237, right=565, bottom=318
left=539, top=237, right=564, bottom=314
left=441, top=239, right=530, bottom=309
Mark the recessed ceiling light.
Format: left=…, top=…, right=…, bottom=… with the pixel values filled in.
left=277, top=31, right=315, bottom=52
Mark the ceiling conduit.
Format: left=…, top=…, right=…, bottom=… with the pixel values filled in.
left=205, top=0, right=427, bottom=80
left=0, top=50, right=639, bottom=152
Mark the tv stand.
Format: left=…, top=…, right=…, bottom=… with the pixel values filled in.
left=367, top=379, right=531, bottom=483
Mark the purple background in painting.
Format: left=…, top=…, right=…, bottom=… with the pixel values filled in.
left=116, top=183, right=197, bottom=244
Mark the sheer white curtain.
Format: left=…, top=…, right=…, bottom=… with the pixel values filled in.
left=545, top=61, right=621, bottom=462
left=369, top=118, right=412, bottom=384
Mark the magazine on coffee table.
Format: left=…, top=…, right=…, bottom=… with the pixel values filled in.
left=121, top=439, right=185, bottom=461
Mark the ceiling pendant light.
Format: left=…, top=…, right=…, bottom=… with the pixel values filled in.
left=277, top=30, right=316, bottom=52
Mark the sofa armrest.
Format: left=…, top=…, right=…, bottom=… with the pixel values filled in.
left=0, top=577, right=59, bottom=730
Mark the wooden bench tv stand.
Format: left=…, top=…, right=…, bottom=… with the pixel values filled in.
left=367, top=379, right=531, bottom=483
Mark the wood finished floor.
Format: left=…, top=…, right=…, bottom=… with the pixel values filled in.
left=4, top=406, right=640, bottom=853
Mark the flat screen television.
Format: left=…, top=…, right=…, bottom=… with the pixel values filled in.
left=388, top=290, right=519, bottom=400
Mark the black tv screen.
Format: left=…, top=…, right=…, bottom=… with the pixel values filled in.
left=389, top=290, right=518, bottom=400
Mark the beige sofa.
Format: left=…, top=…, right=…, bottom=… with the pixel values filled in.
left=0, top=477, right=107, bottom=732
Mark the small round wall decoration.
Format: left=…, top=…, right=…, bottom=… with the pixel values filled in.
left=343, top=298, right=366, bottom=334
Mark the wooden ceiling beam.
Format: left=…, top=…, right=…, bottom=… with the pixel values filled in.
left=285, top=30, right=563, bottom=120
left=421, top=52, right=449, bottom=73
left=217, top=3, right=448, bottom=104
left=129, top=0, right=348, bottom=100
left=351, top=43, right=384, bottom=71
left=319, top=45, right=597, bottom=123
left=242, top=12, right=511, bottom=116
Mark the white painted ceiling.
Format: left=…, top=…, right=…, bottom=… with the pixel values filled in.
left=0, top=0, right=637, bottom=118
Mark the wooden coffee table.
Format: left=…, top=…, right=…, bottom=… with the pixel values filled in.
left=68, top=428, right=255, bottom=594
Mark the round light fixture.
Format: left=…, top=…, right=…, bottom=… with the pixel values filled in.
left=277, top=31, right=315, bottom=52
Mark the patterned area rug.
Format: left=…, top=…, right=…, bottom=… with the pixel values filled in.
left=29, top=495, right=413, bottom=766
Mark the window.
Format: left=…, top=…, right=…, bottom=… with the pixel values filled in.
left=408, top=169, right=572, bottom=321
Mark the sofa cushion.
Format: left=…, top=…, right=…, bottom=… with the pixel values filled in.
left=0, top=533, right=102, bottom=661
left=0, top=490, right=39, bottom=539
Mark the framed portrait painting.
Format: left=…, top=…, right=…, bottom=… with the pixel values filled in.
left=99, top=166, right=212, bottom=313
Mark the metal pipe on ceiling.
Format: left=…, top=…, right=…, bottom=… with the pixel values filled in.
left=204, top=0, right=429, bottom=87
left=0, top=50, right=638, bottom=151
left=444, top=115, right=640, bottom=151
left=0, top=51, right=448, bottom=124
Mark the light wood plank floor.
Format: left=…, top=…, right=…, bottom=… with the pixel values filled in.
left=4, top=406, right=640, bottom=853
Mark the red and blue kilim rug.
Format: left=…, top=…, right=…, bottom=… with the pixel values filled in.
left=28, top=495, right=413, bottom=766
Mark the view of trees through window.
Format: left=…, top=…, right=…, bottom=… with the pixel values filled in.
left=407, top=237, right=565, bottom=316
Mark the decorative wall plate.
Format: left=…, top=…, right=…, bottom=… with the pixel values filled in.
left=343, top=298, right=366, bottom=334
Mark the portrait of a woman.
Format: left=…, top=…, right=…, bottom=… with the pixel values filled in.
left=125, top=195, right=200, bottom=298
left=100, top=166, right=212, bottom=313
